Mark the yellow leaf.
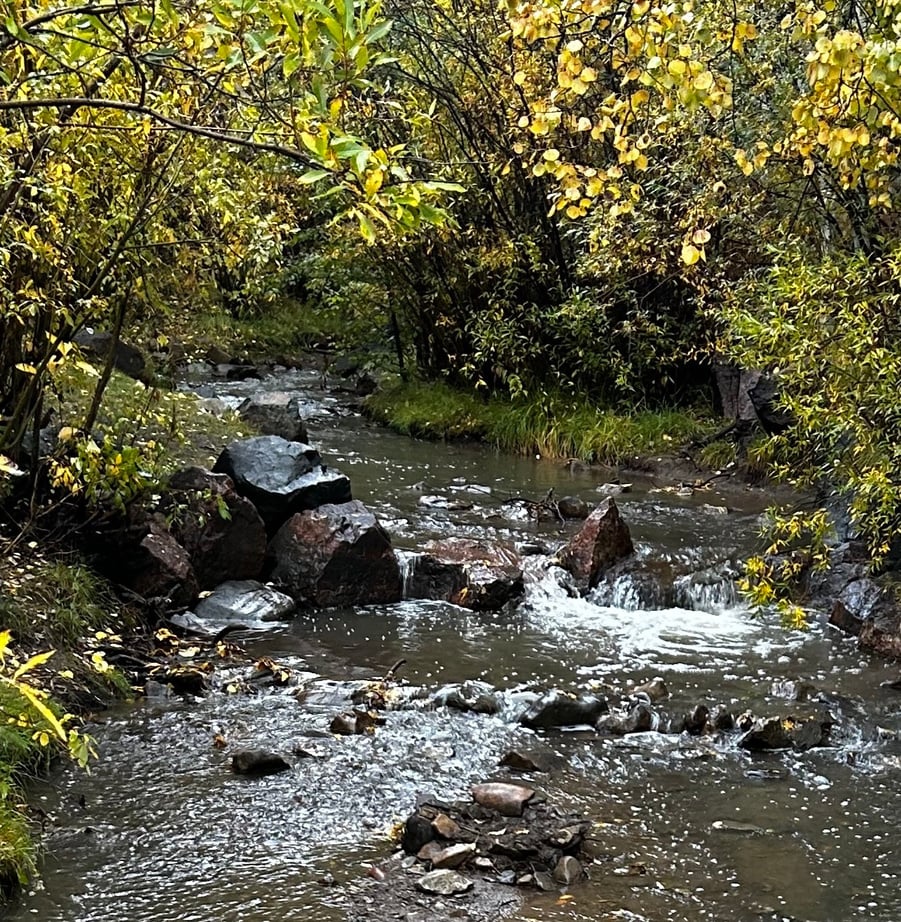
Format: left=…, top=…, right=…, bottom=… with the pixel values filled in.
left=681, top=243, right=702, bottom=265
left=15, top=364, right=37, bottom=375
left=16, top=683, right=68, bottom=743
left=12, top=650, right=55, bottom=680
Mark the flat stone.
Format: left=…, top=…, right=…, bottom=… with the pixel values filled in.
left=416, top=841, right=446, bottom=863
left=471, top=783, right=535, bottom=817
left=431, top=843, right=476, bottom=870
left=415, top=870, right=473, bottom=896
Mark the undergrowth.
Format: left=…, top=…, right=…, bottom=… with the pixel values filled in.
left=53, top=364, right=249, bottom=472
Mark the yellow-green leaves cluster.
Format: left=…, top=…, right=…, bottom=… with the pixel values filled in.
left=0, top=631, right=95, bottom=769
left=506, top=0, right=748, bottom=232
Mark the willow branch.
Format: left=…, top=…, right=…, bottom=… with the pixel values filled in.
left=0, top=97, right=319, bottom=166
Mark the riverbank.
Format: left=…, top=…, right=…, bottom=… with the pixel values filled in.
left=364, top=379, right=743, bottom=470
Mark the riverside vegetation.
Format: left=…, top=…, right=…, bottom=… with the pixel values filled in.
left=2, top=0, right=901, bottom=900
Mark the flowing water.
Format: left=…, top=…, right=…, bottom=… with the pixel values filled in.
left=10, top=370, right=901, bottom=922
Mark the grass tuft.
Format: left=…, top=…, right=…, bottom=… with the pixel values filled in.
left=366, top=380, right=716, bottom=465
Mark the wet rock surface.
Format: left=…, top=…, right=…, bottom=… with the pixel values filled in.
left=237, top=392, right=310, bottom=443
left=230, top=748, right=291, bottom=776
left=738, top=716, right=832, bottom=752
left=410, top=539, right=524, bottom=610
left=559, top=497, right=634, bottom=589
left=520, top=690, right=608, bottom=729
left=268, top=500, right=402, bottom=607
left=433, top=681, right=502, bottom=715
left=213, top=435, right=352, bottom=533
left=165, top=466, right=267, bottom=588
left=193, top=579, right=296, bottom=623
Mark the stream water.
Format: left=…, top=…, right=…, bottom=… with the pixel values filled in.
left=9, top=369, right=901, bottom=922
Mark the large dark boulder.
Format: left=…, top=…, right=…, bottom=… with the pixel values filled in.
left=268, top=500, right=402, bottom=608
left=237, top=392, right=309, bottom=443
left=213, top=436, right=351, bottom=533
left=73, top=330, right=148, bottom=381
left=406, top=539, right=524, bottom=611
left=165, top=467, right=267, bottom=588
left=558, top=498, right=633, bottom=590
left=118, top=520, right=198, bottom=607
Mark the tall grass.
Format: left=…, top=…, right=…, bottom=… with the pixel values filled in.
left=366, top=381, right=716, bottom=465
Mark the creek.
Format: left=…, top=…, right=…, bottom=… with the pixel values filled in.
left=9, top=369, right=901, bottom=922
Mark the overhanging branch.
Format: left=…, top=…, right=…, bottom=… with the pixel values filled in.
left=0, top=96, right=319, bottom=167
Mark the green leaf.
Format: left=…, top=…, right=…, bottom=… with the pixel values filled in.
left=365, top=19, right=393, bottom=44
left=298, top=169, right=331, bottom=184
left=357, top=210, right=377, bottom=244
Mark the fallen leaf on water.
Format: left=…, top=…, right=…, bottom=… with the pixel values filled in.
left=557, top=894, right=575, bottom=904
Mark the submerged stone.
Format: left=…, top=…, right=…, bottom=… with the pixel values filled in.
left=415, top=869, right=474, bottom=896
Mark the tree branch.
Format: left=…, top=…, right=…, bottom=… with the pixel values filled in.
left=0, top=97, right=320, bottom=166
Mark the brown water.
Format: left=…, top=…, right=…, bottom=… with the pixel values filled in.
left=10, top=370, right=901, bottom=922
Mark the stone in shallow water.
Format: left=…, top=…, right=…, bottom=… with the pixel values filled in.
left=432, top=681, right=501, bottom=715
left=415, top=870, right=474, bottom=896
left=632, top=677, right=669, bottom=702
left=268, top=501, right=402, bottom=608
left=519, top=690, right=608, bottom=729
left=552, top=856, right=583, bottom=885
left=498, top=747, right=557, bottom=773
left=230, top=748, right=290, bottom=776
left=558, top=497, right=634, bottom=589
left=194, top=579, right=295, bottom=623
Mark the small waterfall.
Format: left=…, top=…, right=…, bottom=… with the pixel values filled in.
left=589, top=560, right=740, bottom=613
left=673, top=565, right=739, bottom=613
left=396, top=550, right=418, bottom=600
left=591, top=571, right=672, bottom=610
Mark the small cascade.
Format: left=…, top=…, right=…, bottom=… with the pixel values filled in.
left=396, top=549, right=418, bottom=600
left=591, top=570, right=672, bottom=610
left=673, top=565, right=739, bottom=613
